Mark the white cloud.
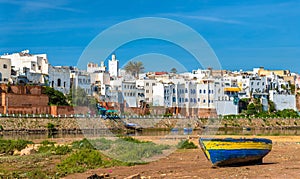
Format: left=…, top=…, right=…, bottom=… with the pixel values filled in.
left=0, top=0, right=82, bottom=13
left=161, top=13, right=244, bottom=25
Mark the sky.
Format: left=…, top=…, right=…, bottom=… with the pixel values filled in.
left=1, top=0, right=300, bottom=73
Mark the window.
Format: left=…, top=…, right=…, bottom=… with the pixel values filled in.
left=172, top=97, right=176, bottom=102
left=146, top=83, right=149, bottom=86
left=57, top=79, right=61, bottom=87
left=146, top=90, right=149, bottom=93
left=51, top=81, right=54, bottom=87
left=185, top=88, right=188, bottom=93
left=3, top=64, right=7, bottom=69
left=199, top=89, right=202, bottom=94
left=38, top=66, right=41, bottom=70
left=64, top=82, right=66, bottom=88
left=203, top=99, right=206, bottom=103
left=152, top=83, right=155, bottom=86
left=198, top=98, right=200, bottom=102
left=203, top=90, right=206, bottom=94
left=257, top=82, right=260, bottom=85
left=185, top=98, right=188, bottom=102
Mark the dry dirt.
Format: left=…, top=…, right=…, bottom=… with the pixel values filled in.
left=62, top=135, right=300, bottom=179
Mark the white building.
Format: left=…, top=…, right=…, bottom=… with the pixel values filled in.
left=108, top=54, right=119, bottom=77
left=70, top=69, right=91, bottom=95
left=1, top=50, right=49, bottom=76
left=121, top=81, right=139, bottom=107
left=48, top=65, right=71, bottom=94
left=0, top=58, right=11, bottom=83
left=269, top=90, right=296, bottom=111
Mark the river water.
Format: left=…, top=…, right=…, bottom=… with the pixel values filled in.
left=1, top=128, right=300, bottom=141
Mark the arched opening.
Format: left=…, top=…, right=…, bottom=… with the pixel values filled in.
left=57, top=79, right=61, bottom=87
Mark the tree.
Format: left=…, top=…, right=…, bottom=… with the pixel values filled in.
left=170, top=67, right=177, bottom=74
left=247, top=103, right=257, bottom=115
left=42, top=86, right=69, bottom=106
left=268, top=100, right=276, bottom=113
left=68, top=87, right=97, bottom=107
left=124, top=61, right=144, bottom=78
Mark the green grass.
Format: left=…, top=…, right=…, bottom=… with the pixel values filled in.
left=177, top=140, right=198, bottom=149
left=86, top=136, right=170, bottom=163
left=0, top=139, right=33, bottom=155
left=37, top=140, right=72, bottom=155
left=0, top=137, right=171, bottom=178
left=56, top=149, right=104, bottom=176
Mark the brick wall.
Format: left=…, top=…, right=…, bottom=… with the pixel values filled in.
left=50, top=106, right=90, bottom=116
left=8, top=106, right=50, bottom=114
left=6, top=93, right=48, bottom=107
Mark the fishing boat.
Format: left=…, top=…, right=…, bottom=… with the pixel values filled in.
left=199, top=138, right=272, bottom=167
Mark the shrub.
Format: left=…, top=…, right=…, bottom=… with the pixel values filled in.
left=72, top=138, right=95, bottom=150
left=56, top=149, right=103, bottom=176
left=38, top=140, right=72, bottom=155
left=177, top=140, right=198, bottom=149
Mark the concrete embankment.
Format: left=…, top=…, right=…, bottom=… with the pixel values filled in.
left=0, top=117, right=300, bottom=133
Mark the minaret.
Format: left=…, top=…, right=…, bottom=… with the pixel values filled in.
left=108, top=54, right=119, bottom=77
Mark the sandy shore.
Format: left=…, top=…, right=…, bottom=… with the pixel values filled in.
left=63, top=135, right=300, bottom=179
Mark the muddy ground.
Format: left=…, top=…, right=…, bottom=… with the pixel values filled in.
left=64, top=136, right=300, bottom=179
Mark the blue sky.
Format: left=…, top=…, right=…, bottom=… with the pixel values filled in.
left=1, top=0, right=300, bottom=73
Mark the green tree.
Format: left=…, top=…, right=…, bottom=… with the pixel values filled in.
left=68, top=87, right=97, bottom=107
left=268, top=100, right=276, bottom=113
left=247, top=103, right=257, bottom=115
left=42, top=86, right=69, bottom=106
left=124, top=61, right=144, bottom=78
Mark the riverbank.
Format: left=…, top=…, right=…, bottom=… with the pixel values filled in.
left=1, top=117, right=300, bottom=134
left=67, top=135, right=300, bottom=179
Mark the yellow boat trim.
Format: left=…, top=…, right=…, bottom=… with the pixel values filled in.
left=224, top=87, right=241, bottom=92
left=202, top=141, right=272, bottom=150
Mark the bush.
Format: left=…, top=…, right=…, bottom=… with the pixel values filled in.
left=54, top=145, right=72, bottom=155
left=72, top=138, right=95, bottom=150
left=38, top=140, right=72, bottom=155
left=56, top=149, right=103, bottom=176
left=177, top=140, right=198, bottom=149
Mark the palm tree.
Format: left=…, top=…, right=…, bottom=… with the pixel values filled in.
left=124, top=61, right=144, bottom=78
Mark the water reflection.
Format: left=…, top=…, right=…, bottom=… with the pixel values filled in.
left=1, top=128, right=299, bottom=141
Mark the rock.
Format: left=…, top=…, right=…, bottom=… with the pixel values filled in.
left=87, top=173, right=110, bottom=179
left=20, top=148, right=36, bottom=156
left=13, top=150, right=21, bottom=156
left=124, top=173, right=141, bottom=179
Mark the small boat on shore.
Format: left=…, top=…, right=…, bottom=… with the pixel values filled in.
left=124, top=122, right=143, bottom=131
left=199, top=138, right=272, bottom=167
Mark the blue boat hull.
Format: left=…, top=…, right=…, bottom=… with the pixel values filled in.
left=199, top=138, right=272, bottom=166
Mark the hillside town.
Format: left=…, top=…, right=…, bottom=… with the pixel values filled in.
left=0, top=50, right=299, bottom=117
